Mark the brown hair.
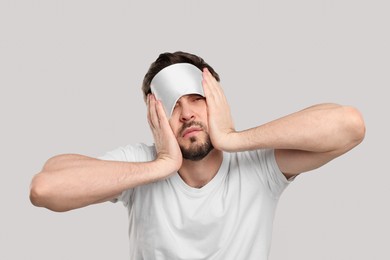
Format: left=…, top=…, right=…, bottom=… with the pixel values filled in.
left=141, top=51, right=220, bottom=101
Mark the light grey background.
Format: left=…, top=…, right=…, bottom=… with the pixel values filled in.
left=1, top=0, right=389, bottom=259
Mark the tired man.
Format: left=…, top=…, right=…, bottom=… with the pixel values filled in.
left=30, top=51, right=365, bottom=259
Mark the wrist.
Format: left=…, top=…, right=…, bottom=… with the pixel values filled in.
left=213, top=131, right=241, bottom=152
left=153, top=156, right=182, bottom=177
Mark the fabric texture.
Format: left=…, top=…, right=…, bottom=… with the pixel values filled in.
left=99, top=143, right=292, bottom=260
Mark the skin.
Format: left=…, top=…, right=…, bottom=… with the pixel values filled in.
left=29, top=68, right=366, bottom=212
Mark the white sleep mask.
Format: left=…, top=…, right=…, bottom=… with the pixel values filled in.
left=150, top=63, right=204, bottom=117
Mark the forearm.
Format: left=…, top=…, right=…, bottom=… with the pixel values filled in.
left=30, top=154, right=171, bottom=212
left=227, top=104, right=365, bottom=153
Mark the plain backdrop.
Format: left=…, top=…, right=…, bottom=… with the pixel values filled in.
left=1, top=0, right=389, bottom=259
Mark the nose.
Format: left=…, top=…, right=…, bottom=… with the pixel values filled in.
left=179, top=102, right=195, bottom=122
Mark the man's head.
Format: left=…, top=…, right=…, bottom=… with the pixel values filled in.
left=143, top=51, right=220, bottom=161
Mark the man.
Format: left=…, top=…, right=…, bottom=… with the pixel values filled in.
left=30, top=51, right=365, bottom=259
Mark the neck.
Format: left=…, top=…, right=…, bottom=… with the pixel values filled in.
left=178, top=149, right=223, bottom=188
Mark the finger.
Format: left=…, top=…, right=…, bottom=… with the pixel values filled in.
left=202, top=68, right=212, bottom=86
left=154, top=99, right=177, bottom=142
left=203, top=68, right=222, bottom=96
left=202, top=69, right=215, bottom=97
left=203, top=68, right=217, bottom=86
left=154, top=98, right=164, bottom=125
left=202, top=78, right=210, bottom=98
left=148, top=94, right=160, bottom=129
left=203, top=72, right=224, bottom=105
left=155, top=99, right=169, bottom=126
left=147, top=94, right=152, bottom=125
left=147, top=94, right=156, bottom=129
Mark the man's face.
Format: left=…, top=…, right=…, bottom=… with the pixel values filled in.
left=169, top=94, right=213, bottom=161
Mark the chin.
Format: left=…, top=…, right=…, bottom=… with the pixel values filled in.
left=179, top=135, right=214, bottom=161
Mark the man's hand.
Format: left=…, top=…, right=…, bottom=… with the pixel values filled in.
left=147, top=94, right=183, bottom=174
left=202, top=68, right=238, bottom=152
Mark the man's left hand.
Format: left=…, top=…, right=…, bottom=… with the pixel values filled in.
left=202, top=68, right=237, bottom=151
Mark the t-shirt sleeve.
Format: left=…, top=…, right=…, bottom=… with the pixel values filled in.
left=253, top=149, right=293, bottom=198
left=98, top=143, right=156, bottom=207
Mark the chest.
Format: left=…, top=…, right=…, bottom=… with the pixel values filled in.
left=128, top=171, right=277, bottom=259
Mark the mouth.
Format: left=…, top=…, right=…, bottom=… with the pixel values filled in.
left=182, top=126, right=202, bottom=138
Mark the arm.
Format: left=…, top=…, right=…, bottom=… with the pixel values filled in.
left=30, top=94, right=182, bottom=212
left=225, top=104, right=365, bottom=178
left=202, top=68, right=366, bottom=178
left=30, top=155, right=173, bottom=212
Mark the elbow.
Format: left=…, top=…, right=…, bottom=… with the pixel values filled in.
left=30, top=156, right=68, bottom=212
left=344, top=106, right=366, bottom=146
left=29, top=173, right=51, bottom=209
left=29, top=173, right=69, bottom=212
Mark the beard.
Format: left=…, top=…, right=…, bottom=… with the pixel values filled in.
left=178, top=122, right=214, bottom=161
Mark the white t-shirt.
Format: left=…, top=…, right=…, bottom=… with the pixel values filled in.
left=100, top=143, right=292, bottom=260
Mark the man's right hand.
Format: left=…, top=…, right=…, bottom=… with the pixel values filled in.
left=147, top=94, right=183, bottom=175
